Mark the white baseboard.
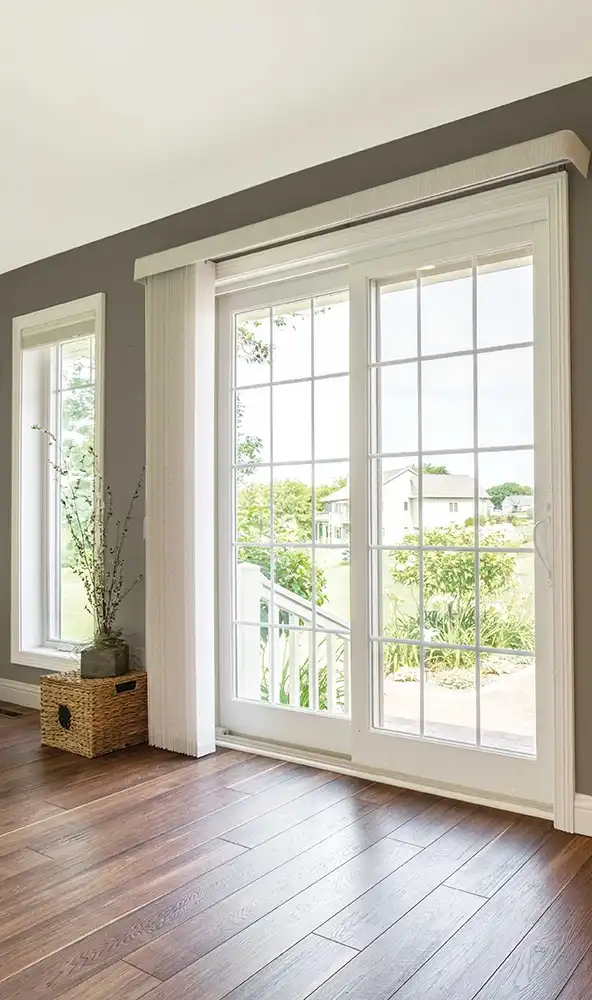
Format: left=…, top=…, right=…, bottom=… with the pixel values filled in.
left=574, top=794, right=592, bottom=836
left=0, top=678, right=40, bottom=710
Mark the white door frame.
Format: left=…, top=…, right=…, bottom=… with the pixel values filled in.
left=138, top=148, right=577, bottom=830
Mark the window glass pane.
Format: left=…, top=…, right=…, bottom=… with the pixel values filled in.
left=477, top=254, right=533, bottom=349
left=424, top=553, right=476, bottom=645
left=272, top=300, right=311, bottom=383
left=315, top=632, right=349, bottom=713
left=379, top=278, right=417, bottom=362
left=236, top=623, right=267, bottom=701
left=314, top=376, right=349, bottom=460
left=235, top=308, right=271, bottom=387
left=272, top=382, right=311, bottom=462
left=236, top=386, right=270, bottom=464
left=478, top=347, right=533, bottom=448
left=421, top=262, right=472, bottom=356
left=381, top=549, right=419, bottom=642
left=314, top=291, right=349, bottom=376
left=375, top=459, right=418, bottom=546
left=422, top=355, right=473, bottom=452
left=60, top=527, right=94, bottom=642
left=380, top=640, right=421, bottom=735
left=57, top=337, right=96, bottom=644
left=481, top=653, right=535, bottom=754
left=380, top=362, right=418, bottom=454
left=61, top=337, right=94, bottom=388
left=272, top=465, right=313, bottom=544
left=478, top=450, right=534, bottom=548
left=315, top=462, right=349, bottom=546
left=316, top=549, right=350, bottom=631
left=424, top=650, right=476, bottom=745
left=235, top=551, right=270, bottom=624
left=235, top=465, right=270, bottom=544
left=420, top=452, right=476, bottom=539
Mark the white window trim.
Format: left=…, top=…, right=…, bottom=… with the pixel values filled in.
left=11, top=293, right=105, bottom=671
left=139, top=151, right=577, bottom=828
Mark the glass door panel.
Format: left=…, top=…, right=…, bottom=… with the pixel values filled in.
left=219, top=278, right=352, bottom=755
left=353, top=231, right=552, bottom=807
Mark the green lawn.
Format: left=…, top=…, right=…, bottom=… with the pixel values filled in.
left=61, top=567, right=94, bottom=643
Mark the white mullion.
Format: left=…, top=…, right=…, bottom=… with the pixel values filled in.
left=232, top=368, right=348, bottom=392
left=472, top=259, right=482, bottom=745
left=268, top=305, right=279, bottom=703
left=375, top=286, right=384, bottom=655
left=369, top=544, right=534, bottom=555
left=376, top=636, right=535, bottom=657
left=373, top=285, right=385, bottom=728
left=417, top=276, right=425, bottom=737
left=370, top=338, right=534, bottom=371
left=53, top=344, right=63, bottom=642
left=368, top=443, right=534, bottom=461
left=310, top=297, right=317, bottom=710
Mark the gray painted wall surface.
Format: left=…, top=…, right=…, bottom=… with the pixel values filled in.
left=2, top=77, right=591, bottom=790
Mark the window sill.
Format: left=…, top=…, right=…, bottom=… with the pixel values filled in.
left=12, top=646, right=80, bottom=672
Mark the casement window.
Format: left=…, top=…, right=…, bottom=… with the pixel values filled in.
left=12, top=294, right=104, bottom=669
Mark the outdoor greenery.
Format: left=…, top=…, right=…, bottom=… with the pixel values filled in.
left=486, top=480, right=533, bottom=510
left=261, top=634, right=346, bottom=711
left=384, top=523, right=534, bottom=678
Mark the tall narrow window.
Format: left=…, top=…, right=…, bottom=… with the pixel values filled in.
left=12, top=294, right=104, bottom=669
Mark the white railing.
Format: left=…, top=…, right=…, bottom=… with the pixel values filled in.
left=236, top=562, right=350, bottom=715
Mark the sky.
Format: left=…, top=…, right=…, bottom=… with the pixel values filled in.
left=235, top=258, right=534, bottom=495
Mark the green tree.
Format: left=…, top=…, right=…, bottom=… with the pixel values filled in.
left=390, top=525, right=516, bottom=600
left=420, top=463, right=449, bottom=475
left=487, top=481, right=533, bottom=510
left=239, top=548, right=327, bottom=606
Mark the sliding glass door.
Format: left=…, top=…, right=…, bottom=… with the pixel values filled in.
left=218, top=202, right=556, bottom=808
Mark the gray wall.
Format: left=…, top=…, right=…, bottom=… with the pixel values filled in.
left=2, top=77, right=592, bottom=790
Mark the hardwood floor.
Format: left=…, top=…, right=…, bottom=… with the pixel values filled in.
left=1, top=712, right=591, bottom=1000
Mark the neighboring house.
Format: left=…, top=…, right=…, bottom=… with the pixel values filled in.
left=317, top=468, right=492, bottom=543
left=501, top=494, right=535, bottom=517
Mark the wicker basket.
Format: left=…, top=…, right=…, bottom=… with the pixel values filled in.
left=40, top=670, right=148, bottom=758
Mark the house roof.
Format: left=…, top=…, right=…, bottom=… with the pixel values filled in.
left=323, top=468, right=488, bottom=503
left=502, top=494, right=534, bottom=506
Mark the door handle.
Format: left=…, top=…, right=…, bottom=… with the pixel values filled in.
left=533, top=516, right=552, bottom=586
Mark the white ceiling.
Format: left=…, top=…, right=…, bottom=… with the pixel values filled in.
left=2, top=0, right=592, bottom=275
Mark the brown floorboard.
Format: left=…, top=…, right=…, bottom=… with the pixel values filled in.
left=0, top=710, right=590, bottom=1000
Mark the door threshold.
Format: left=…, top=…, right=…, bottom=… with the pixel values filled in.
left=216, top=732, right=553, bottom=821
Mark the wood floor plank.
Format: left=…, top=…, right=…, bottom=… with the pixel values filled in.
left=387, top=796, right=475, bottom=847
left=127, top=799, right=423, bottom=980
left=0, top=749, right=252, bottom=853
left=0, top=836, right=415, bottom=1000
left=472, top=854, right=592, bottom=999
left=445, top=813, right=553, bottom=897
left=54, top=962, right=161, bottom=1000
left=316, top=807, right=513, bottom=950
left=35, top=764, right=335, bottom=865
left=0, top=769, right=361, bottom=927
left=224, top=760, right=305, bottom=795
left=391, top=831, right=592, bottom=1000
left=556, top=947, right=592, bottom=999
left=310, top=885, right=483, bottom=1000
left=220, top=774, right=371, bottom=847
left=221, top=934, right=357, bottom=1000
left=0, top=848, right=52, bottom=884
left=0, top=839, right=246, bottom=981
left=124, top=837, right=418, bottom=1000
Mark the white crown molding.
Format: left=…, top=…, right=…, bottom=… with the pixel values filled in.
left=0, top=678, right=40, bottom=710
left=135, top=130, right=589, bottom=281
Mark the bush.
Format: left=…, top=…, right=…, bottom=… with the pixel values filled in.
left=384, top=596, right=534, bottom=674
